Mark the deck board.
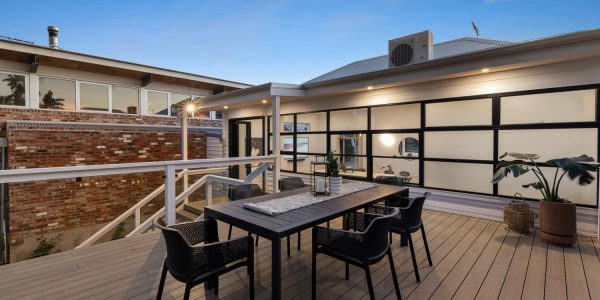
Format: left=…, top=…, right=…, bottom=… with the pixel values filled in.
left=0, top=210, right=597, bottom=300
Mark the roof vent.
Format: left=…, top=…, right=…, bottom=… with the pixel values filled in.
left=47, top=26, right=59, bottom=49
left=388, top=31, right=433, bottom=68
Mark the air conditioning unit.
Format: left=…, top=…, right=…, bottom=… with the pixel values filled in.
left=388, top=31, right=433, bottom=68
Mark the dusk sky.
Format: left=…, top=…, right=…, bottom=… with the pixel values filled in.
left=1, top=0, right=599, bottom=85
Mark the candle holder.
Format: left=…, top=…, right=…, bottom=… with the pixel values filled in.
left=310, top=159, right=330, bottom=196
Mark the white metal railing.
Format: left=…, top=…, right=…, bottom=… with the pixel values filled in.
left=0, top=155, right=278, bottom=247
left=76, top=167, right=228, bottom=248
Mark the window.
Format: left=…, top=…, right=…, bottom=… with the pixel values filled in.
left=269, top=115, right=294, bottom=133
left=425, top=162, right=492, bottom=194
left=425, top=131, right=493, bottom=160
left=296, top=134, right=326, bottom=154
left=501, top=89, right=595, bottom=124
left=331, top=133, right=367, bottom=178
left=79, top=82, right=109, bottom=112
left=426, top=99, right=492, bottom=127
left=0, top=72, right=26, bottom=107
left=297, top=112, right=326, bottom=132
left=372, top=132, right=420, bottom=183
left=371, top=104, right=420, bottom=130
left=330, top=108, right=368, bottom=131
left=214, top=111, right=223, bottom=119
left=147, top=90, right=169, bottom=115
left=498, top=129, right=596, bottom=160
left=39, top=77, right=76, bottom=110
left=170, top=93, right=190, bottom=117
left=112, top=86, right=139, bottom=114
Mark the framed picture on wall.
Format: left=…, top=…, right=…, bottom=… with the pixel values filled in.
left=282, top=136, right=310, bottom=160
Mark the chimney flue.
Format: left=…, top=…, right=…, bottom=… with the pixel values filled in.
left=47, top=26, right=59, bottom=49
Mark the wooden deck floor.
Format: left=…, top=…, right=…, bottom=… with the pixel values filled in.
left=1, top=210, right=599, bottom=300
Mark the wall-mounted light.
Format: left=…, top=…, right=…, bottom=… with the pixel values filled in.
left=481, top=68, right=490, bottom=73
left=367, top=86, right=373, bottom=90
left=185, top=103, right=196, bottom=114
left=262, top=99, right=268, bottom=104
left=223, top=105, right=229, bottom=109
left=380, top=134, right=395, bottom=147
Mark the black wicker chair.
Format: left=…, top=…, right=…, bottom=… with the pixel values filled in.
left=312, top=207, right=402, bottom=300
left=370, top=192, right=432, bottom=282
left=227, top=184, right=296, bottom=257
left=153, top=217, right=254, bottom=300
left=279, top=176, right=309, bottom=191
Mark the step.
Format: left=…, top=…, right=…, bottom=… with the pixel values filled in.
left=175, top=209, right=198, bottom=222
left=183, top=202, right=204, bottom=215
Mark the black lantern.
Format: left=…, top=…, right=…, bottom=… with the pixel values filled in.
left=310, top=159, right=330, bottom=196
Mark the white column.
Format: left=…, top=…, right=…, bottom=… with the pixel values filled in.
left=164, top=165, right=177, bottom=225
left=29, top=74, right=39, bottom=109
left=272, top=96, right=281, bottom=193
left=181, top=115, right=189, bottom=203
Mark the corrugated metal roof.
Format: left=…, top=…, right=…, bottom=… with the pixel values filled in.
left=304, top=37, right=512, bottom=84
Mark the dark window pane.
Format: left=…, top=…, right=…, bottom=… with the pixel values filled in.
left=39, top=77, right=75, bottom=110
left=0, top=73, right=26, bottom=106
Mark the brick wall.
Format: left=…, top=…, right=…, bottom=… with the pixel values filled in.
left=0, top=108, right=221, bottom=257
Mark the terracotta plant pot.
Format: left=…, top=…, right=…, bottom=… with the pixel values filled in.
left=539, top=200, right=576, bottom=246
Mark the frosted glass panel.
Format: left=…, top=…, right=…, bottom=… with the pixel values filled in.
left=498, top=129, right=597, bottom=160
left=373, top=133, right=419, bottom=157
left=501, top=89, right=595, bottom=124
left=330, top=108, right=367, bottom=131
left=297, top=112, right=327, bottom=132
left=425, top=131, right=493, bottom=160
left=498, top=166, right=596, bottom=205
left=297, top=155, right=327, bottom=174
left=269, top=115, right=294, bottom=133
left=371, top=104, right=420, bottom=129
left=373, top=158, right=419, bottom=184
left=426, top=99, right=492, bottom=127
left=425, top=162, right=492, bottom=193
left=297, top=134, right=326, bottom=153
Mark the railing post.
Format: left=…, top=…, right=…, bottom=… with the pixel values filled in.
left=272, top=96, right=281, bottom=193
left=134, top=207, right=141, bottom=228
left=206, top=179, right=213, bottom=206
left=164, top=165, right=177, bottom=225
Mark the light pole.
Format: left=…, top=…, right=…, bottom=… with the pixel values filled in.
left=181, top=101, right=197, bottom=204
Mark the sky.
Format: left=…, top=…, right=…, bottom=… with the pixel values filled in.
left=1, top=0, right=599, bottom=85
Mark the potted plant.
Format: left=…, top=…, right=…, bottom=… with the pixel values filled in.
left=326, top=151, right=342, bottom=194
left=492, top=152, right=599, bottom=245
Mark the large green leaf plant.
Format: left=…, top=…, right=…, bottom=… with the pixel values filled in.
left=492, top=152, right=600, bottom=202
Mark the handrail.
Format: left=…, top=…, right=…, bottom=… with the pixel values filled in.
left=76, top=167, right=228, bottom=248
left=0, top=155, right=277, bottom=184
left=127, top=173, right=248, bottom=236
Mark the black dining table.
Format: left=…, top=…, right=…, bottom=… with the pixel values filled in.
left=203, top=182, right=407, bottom=300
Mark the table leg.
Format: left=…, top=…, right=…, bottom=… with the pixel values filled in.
left=272, top=237, right=282, bottom=300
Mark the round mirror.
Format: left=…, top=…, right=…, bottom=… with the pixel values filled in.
left=398, top=137, right=419, bottom=158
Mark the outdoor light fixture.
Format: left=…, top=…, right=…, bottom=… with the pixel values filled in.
left=367, top=86, right=373, bottom=90
left=224, top=105, right=229, bottom=109
left=481, top=68, right=490, bottom=73
left=186, top=103, right=196, bottom=114
left=262, top=99, right=268, bottom=104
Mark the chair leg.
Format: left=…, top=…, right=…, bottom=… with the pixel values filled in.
left=228, top=225, right=232, bottom=240
left=156, top=260, right=168, bottom=300
left=421, top=225, right=433, bottom=266
left=183, top=283, right=192, bottom=300
left=407, top=234, right=421, bottom=282
left=389, top=231, right=393, bottom=244
left=311, top=251, right=317, bottom=300
left=297, top=231, right=301, bottom=250
left=215, top=277, right=219, bottom=295
left=345, top=262, right=350, bottom=280
left=255, top=234, right=259, bottom=246
left=249, top=236, right=255, bottom=300
left=287, top=236, right=291, bottom=257
left=387, top=248, right=402, bottom=300
left=365, top=266, right=376, bottom=300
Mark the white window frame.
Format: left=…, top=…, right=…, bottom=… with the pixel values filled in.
left=0, top=70, right=30, bottom=109
left=145, top=89, right=171, bottom=117
left=76, top=81, right=112, bottom=113
left=38, top=75, right=77, bottom=111
left=111, top=84, right=141, bottom=115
